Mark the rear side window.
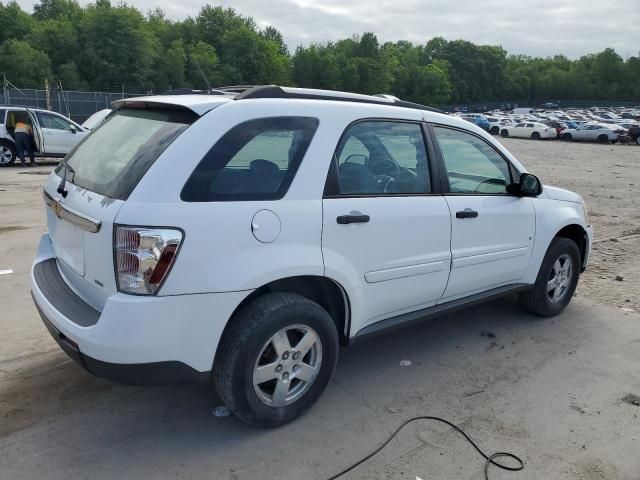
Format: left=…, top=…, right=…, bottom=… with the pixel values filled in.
left=0, top=109, right=5, bottom=124
left=181, top=117, right=319, bottom=202
left=60, top=108, right=196, bottom=200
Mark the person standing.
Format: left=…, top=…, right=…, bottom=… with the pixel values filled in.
left=14, top=119, right=36, bottom=167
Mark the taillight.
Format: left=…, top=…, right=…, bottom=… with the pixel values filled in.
left=114, top=226, right=183, bottom=295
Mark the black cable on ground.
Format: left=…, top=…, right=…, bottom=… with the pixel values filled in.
left=326, top=415, right=524, bottom=480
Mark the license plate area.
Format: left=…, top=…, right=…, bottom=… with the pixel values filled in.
left=50, top=217, right=85, bottom=276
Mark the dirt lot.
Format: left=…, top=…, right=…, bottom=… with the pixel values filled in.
left=0, top=139, right=639, bottom=480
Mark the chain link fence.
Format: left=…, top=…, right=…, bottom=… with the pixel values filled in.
left=3, top=86, right=638, bottom=121
left=2, top=87, right=148, bottom=123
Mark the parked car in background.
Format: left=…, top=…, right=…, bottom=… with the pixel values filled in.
left=627, top=126, right=640, bottom=145
left=546, top=121, right=568, bottom=138
left=486, top=117, right=515, bottom=135
left=0, top=106, right=88, bottom=166
left=81, top=108, right=112, bottom=130
left=460, top=113, right=490, bottom=131
left=561, top=123, right=625, bottom=143
left=500, top=122, right=557, bottom=140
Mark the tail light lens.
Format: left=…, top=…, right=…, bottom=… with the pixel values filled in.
left=114, top=226, right=183, bottom=295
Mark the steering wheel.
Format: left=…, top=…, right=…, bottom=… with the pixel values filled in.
left=343, top=154, right=368, bottom=164
left=374, top=175, right=395, bottom=193
left=369, top=159, right=400, bottom=176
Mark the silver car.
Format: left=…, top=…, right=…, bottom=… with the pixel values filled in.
left=561, top=123, right=624, bottom=143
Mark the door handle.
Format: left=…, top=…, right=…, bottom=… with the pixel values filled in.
left=456, top=209, right=479, bottom=219
left=337, top=214, right=370, bottom=224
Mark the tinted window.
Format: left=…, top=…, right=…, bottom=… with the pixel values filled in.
left=331, top=121, right=431, bottom=195
left=0, top=109, right=5, bottom=124
left=60, top=108, right=196, bottom=200
left=434, top=127, right=512, bottom=194
left=181, top=117, right=318, bottom=202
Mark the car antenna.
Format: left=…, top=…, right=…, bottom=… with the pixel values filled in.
left=190, top=54, right=213, bottom=93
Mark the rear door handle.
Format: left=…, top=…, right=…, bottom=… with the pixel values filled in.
left=456, top=209, right=479, bottom=219
left=337, top=214, right=370, bottom=224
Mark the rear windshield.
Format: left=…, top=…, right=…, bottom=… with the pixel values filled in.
left=58, top=108, right=196, bottom=200
left=181, top=117, right=319, bottom=202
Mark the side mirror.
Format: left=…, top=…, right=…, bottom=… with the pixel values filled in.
left=70, top=125, right=77, bottom=134
left=507, top=173, right=543, bottom=197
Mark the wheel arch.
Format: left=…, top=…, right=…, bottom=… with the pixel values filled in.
left=554, top=223, right=588, bottom=268
left=220, top=275, right=351, bottom=351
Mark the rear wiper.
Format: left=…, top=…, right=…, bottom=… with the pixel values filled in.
left=56, top=159, right=75, bottom=198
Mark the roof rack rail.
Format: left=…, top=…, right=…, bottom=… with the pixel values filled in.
left=161, top=88, right=228, bottom=96
left=233, top=85, right=444, bottom=113
left=212, top=85, right=262, bottom=94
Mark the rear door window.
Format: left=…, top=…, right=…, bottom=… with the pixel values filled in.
left=181, top=117, right=319, bottom=201
left=60, top=108, right=196, bottom=200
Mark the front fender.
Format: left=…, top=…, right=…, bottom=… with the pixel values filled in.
left=523, top=199, right=590, bottom=284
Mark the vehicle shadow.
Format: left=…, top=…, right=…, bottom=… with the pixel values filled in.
left=2, top=295, right=576, bottom=479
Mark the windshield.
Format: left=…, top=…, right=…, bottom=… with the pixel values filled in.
left=58, top=108, right=196, bottom=200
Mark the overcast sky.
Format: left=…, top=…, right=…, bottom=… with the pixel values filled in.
left=19, top=0, right=640, bottom=58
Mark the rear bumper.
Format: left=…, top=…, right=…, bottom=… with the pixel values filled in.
left=31, top=233, right=250, bottom=384
left=33, top=297, right=207, bottom=385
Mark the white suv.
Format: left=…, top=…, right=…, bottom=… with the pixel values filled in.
left=31, top=86, right=593, bottom=427
left=0, top=106, right=88, bottom=165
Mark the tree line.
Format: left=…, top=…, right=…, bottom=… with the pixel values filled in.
left=1, top=0, right=638, bottom=106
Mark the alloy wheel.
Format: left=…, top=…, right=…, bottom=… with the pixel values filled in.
left=0, top=146, right=13, bottom=164
left=253, top=324, right=323, bottom=407
left=547, top=254, right=573, bottom=303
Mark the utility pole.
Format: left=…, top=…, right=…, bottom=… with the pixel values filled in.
left=45, top=77, right=52, bottom=110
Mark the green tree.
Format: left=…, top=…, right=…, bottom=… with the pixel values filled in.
left=0, top=39, right=51, bottom=87
left=0, top=1, right=35, bottom=45
left=78, top=1, right=159, bottom=90
left=32, top=0, right=82, bottom=21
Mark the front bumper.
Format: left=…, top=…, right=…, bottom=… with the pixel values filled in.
left=31, top=234, right=250, bottom=384
left=583, top=224, right=594, bottom=272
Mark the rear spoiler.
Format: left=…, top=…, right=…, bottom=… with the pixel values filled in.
left=112, top=96, right=232, bottom=116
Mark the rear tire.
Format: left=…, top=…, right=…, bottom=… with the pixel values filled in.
left=214, top=292, right=339, bottom=427
left=490, top=126, right=499, bottom=135
left=562, top=133, right=572, bottom=141
left=531, top=132, right=541, bottom=140
left=500, top=129, right=509, bottom=138
left=518, top=237, right=580, bottom=317
left=597, top=134, right=609, bottom=144
left=635, top=135, right=640, bottom=145
left=0, top=141, right=16, bottom=167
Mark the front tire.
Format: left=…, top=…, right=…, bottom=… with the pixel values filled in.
left=531, top=132, right=541, bottom=140
left=597, top=134, right=609, bottom=144
left=500, top=129, right=509, bottom=138
left=490, top=126, right=499, bottom=135
left=214, top=292, right=339, bottom=427
left=562, top=133, right=572, bottom=141
left=518, top=237, right=580, bottom=317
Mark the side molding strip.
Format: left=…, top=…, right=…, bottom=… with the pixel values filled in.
left=351, top=283, right=531, bottom=341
